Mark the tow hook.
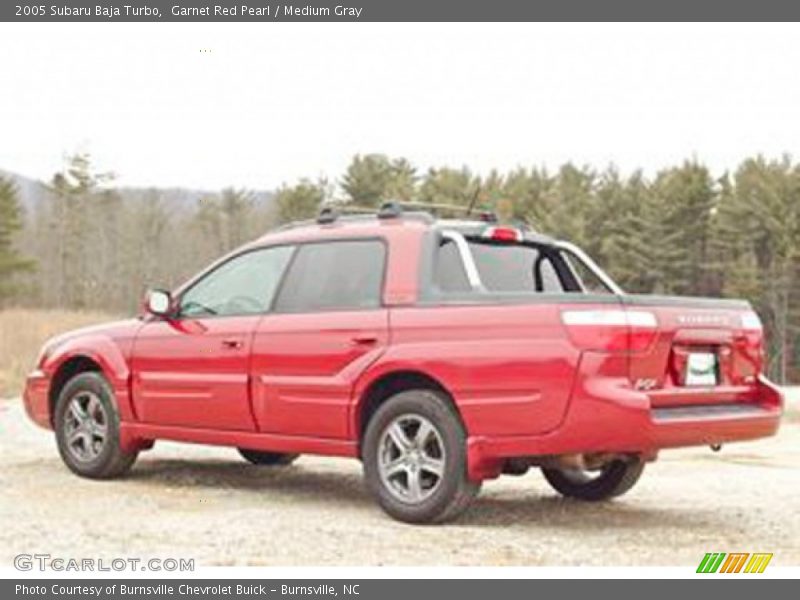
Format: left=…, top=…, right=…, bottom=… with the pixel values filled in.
left=710, top=443, right=722, bottom=452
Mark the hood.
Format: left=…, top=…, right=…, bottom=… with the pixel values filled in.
left=46, top=318, right=143, bottom=347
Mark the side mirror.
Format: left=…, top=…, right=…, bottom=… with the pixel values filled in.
left=145, top=289, right=173, bottom=317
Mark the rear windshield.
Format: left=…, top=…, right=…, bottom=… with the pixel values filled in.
left=434, top=238, right=566, bottom=294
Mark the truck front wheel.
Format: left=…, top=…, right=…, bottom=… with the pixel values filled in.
left=362, top=390, right=480, bottom=524
left=541, top=458, right=645, bottom=501
left=54, top=372, right=138, bottom=479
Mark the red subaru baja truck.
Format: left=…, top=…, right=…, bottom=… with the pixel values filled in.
left=23, top=202, right=783, bottom=523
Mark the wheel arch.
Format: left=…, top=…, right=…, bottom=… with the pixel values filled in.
left=354, top=369, right=463, bottom=453
left=46, top=336, right=134, bottom=426
left=48, top=355, right=104, bottom=426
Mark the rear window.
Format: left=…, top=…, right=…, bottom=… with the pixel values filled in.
left=434, top=238, right=565, bottom=294
left=274, top=240, right=385, bottom=312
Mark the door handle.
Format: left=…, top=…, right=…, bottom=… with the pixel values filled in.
left=221, top=339, right=244, bottom=349
left=351, top=335, right=378, bottom=346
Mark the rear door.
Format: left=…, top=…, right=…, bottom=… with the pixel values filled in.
left=250, top=239, right=389, bottom=438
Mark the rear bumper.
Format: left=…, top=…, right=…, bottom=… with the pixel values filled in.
left=22, top=369, right=53, bottom=429
left=467, top=374, right=783, bottom=480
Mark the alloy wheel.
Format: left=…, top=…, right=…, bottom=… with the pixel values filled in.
left=377, top=414, right=446, bottom=503
left=63, top=391, right=108, bottom=462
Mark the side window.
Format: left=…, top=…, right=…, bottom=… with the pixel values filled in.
left=274, top=240, right=386, bottom=312
left=180, top=246, right=294, bottom=317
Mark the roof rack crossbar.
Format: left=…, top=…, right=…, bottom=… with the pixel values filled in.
left=313, top=200, right=497, bottom=225
left=378, top=201, right=496, bottom=221
left=316, top=206, right=339, bottom=224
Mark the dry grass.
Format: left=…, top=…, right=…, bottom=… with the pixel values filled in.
left=0, top=308, right=120, bottom=398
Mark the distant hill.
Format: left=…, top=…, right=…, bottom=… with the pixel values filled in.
left=0, top=168, right=276, bottom=215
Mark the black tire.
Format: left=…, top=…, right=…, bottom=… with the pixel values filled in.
left=54, top=372, right=138, bottom=479
left=362, top=389, right=480, bottom=524
left=541, top=458, right=645, bottom=501
left=237, top=448, right=298, bottom=466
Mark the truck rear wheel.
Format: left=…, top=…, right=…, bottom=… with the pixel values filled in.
left=541, top=458, right=644, bottom=501
left=54, top=372, right=138, bottom=479
left=237, top=448, right=298, bottom=466
left=362, top=389, right=480, bottom=523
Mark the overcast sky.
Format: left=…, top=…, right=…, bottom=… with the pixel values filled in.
left=1, top=22, right=800, bottom=190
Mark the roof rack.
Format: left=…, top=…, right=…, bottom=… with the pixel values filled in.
left=314, top=200, right=497, bottom=225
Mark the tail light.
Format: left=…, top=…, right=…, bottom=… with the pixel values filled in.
left=561, top=309, right=658, bottom=352
left=737, top=310, right=765, bottom=378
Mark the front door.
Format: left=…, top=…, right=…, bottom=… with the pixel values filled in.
left=131, top=245, right=295, bottom=430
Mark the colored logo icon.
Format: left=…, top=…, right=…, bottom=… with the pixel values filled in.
left=697, top=553, right=773, bottom=573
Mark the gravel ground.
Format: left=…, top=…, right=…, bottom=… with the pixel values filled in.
left=1, top=399, right=798, bottom=567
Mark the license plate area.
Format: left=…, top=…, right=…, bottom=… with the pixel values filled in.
left=684, top=352, right=719, bottom=386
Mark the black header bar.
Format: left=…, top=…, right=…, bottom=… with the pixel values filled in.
left=5, top=0, right=800, bottom=22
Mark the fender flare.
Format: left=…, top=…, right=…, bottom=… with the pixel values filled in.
left=46, top=335, right=135, bottom=422
left=349, top=354, right=461, bottom=438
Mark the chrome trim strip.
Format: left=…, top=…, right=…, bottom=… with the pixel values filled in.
left=652, top=403, right=771, bottom=421
left=441, top=229, right=483, bottom=290
left=556, top=240, right=625, bottom=296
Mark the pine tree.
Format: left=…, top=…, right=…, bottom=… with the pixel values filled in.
left=0, top=176, right=34, bottom=302
left=275, top=179, right=325, bottom=224
left=544, top=164, right=596, bottom=249
left=341, top=154, right=393, bottom=206
left=501, top=166, right=552, bottom=229
left=715, top=156, right=800, bottom=382
left=418, top=167, right=480, bottom=207
left=647, top=161, right=717, bottom=296
left=385, top=158, right=418, bottom=202
left=592, top=169, right=654, bottom=292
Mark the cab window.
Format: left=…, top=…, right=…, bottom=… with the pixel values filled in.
left=274, top=240, right=385, bottom=312
left=179, top=246, right=294, bottom=317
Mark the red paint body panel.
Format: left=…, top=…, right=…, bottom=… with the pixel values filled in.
left=373, top=303, right=582, bottom=437
left=130, top=316, right=260, bottom=431
left=23, top=319, right=140, bottom=427
left=22, top=369, right=50, bottom=428
left=22, top=218, right=784, bottom=483
left=120, top=422, right=358, bottom=457
left=251, top=309, right=389, bottom=438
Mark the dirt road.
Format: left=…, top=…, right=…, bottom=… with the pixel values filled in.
left=1, top=400, right=798, bottom=567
